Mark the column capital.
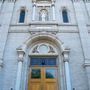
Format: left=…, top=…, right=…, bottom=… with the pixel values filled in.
left=62, top=48, right=70, bottom=62
left=51, top=1, right=55, bottom=6
left=33, top=2, right=36, bottom=7
left=0, top=59, right=3, bottom=68
left=52, top=0, right=55, bottom=3
left=17, top=50, right=25, bottom=62
left=32, top=0, right=36, bottom=3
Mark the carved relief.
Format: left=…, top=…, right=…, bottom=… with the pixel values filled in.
left=32, top=43, right=56, bottom=54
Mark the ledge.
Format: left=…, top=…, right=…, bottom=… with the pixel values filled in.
left=9, top=23, right=79, bottom=33
left=9, top=22, right=79, bottom=33
left=84, top=59, right=90, bottom=67
left=29, top=21, right=58, bottom=25
left=10, top=22, right=77, bottom=26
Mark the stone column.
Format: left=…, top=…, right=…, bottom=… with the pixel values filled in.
left=15, top=50, right=25, bottom=90
left=32, top=2, right=36, bottom=21
left=51, top=1, right=55, bottom=20
left=63, top=48, right=72, bottom=90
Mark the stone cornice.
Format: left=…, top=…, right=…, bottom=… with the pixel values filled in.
left=10, top=23, right=77, bottom=26
left=29, top=21, right=58, bottom=25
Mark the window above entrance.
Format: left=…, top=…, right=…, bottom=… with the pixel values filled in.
left=31, top=43, right=57, bottom=55
left=30, top=57, right=57, bottom=66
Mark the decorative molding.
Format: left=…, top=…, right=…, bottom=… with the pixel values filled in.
left=62, top=48, right=70, bottom=62
left=17, top=32, right=64, bottom=55
left=8, top=29, right=79, bottom=33
left=84, top=63, right=90, bottom=67
left=0, top=59, right=3, bottom=68
left=51, top=1, right=55, bottom=6
left=33, top=2, right=36, bottom=7
left=10, top=22, right=77, bottom=26
left=9, top=23, right=78, bottom=33
left=32, top=0, right=36, bottom=3
left=36, top=3, right=51, bottom=7
left=31, top=43, right=56, bottom=54
left=29, top=30, right=58, bottom=35
left=29, top=53, right=58, bottom=56
left=84, top=59, right=90, bottom=67
left=16, top=46, right=26, bottom=62
left=29, top=21, right=58, bottom=25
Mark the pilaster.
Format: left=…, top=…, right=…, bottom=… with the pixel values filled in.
left=32, top=2, right=36, bottom=21
left=62, top=48, right=72, bottom=90
left=0, top=2, right=15, bottom=90
left=73, top=0, right=90, bottom=59
left=0, top=0, right=15, bottom=68
left=15, top=49, right=25, bottom=90
left=84, top=60, right=90, bottom=90
left=73, top=1, right=90, bottom=89
left=51, top=1, right=56, bottom=20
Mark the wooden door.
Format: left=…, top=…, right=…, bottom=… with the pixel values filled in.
left=44, top=67, right=58, bottom=90
left=28, top=67, right=58, bottom=90
left=28, top=67, right=42, bottom=90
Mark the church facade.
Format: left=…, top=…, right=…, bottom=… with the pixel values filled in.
left=0, top=0, right=90, bottom=90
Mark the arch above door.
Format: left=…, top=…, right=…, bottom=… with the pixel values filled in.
left=16, top=32, right=66, bottom=55
left=16, top=32, right=71, bottom=90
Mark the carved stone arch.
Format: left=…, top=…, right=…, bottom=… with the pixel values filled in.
left=16, top=33, right=71, bottom=90
left=18, top=33, right=65, bottom=54
left=30, top=43, right=57, bottom=54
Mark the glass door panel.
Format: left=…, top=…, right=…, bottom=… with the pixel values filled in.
left=46, top=69, right=56, bottom=79
left=44, top=67, right=58, bottom=90
left=28, top=67, right=42, bottom=90
left=31, top=69, right=41, bottom=79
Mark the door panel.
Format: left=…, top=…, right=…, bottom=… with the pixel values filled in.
left=45, top=68, right=57, bottom=79
left=44, top=68, right=58, bottom=90
left=30, top=83, right=41, bottom=90
left=45, top=83, right=57, bottom=90
left=31, top=69, right=41, bottom=79
left=28, top=67, right=42, bottom=90
left=28, top=67, right=58, bottom=90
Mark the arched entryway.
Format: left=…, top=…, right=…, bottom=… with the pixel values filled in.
left=15, top=33, right=71, bottom=90
left=28, top=43, right=59, bottom=90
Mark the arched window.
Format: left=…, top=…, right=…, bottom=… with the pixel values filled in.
left=31, top=43, right=56, bottom=54
left=19, top=9, right=25, bottom=23
left=62, top=9, right=69, bottom=23
left=39, top=9, right=48, bottom=21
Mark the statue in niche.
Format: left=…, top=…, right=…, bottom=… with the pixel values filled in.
left=39, top=9, right=48, bottom=21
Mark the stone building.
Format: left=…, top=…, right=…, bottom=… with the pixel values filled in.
left=0, top=0, right=90, bottom=90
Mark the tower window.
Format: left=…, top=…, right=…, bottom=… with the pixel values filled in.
left=62, top=10, right=69, bottom=23
left=19, top=10, right=25, bottom=23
